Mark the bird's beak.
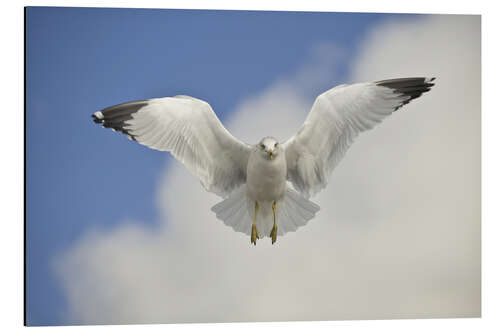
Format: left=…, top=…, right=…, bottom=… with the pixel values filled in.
left=268, top=150, right=274, bottom=160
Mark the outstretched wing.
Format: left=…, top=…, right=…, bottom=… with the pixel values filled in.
left=283, top=77, right=436, bottom=198
left=92, top=95, right=251, bottom=198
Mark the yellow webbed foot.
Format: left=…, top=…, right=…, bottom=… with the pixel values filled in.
left=270, top=224, right=277, bottom=244
left=251, top=201, right=260, bottom=246
left=251, top=224, right=259, bottom=245
left=270, top=201, right=277, bottom=244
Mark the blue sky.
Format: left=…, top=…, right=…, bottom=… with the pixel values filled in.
left=25, top=7, right=422, bottom=325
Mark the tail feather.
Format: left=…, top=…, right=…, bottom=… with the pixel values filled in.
left=211, top=186, right=253, bottom=235
left=278, top=187, right=320, bottom=235
left=232, top=201, right=251, bottom=233
left=211, top=185, right=320, bottom=238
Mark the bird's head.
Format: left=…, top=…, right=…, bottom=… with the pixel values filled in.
left=257, top=137, right=281, bottom=160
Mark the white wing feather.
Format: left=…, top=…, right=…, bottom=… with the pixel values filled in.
left=283, top=78, right=435, bottom=198
left=93, top=96, right=251, bottom=198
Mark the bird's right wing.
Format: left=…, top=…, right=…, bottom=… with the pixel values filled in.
left=283, top=77, right=435, bottom=198
left=93, top=95, right=251, bottom=198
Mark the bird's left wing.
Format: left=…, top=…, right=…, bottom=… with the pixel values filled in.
left=93, top=95, right=251, bottom=198
left=283, top=77, right=435, bottom=198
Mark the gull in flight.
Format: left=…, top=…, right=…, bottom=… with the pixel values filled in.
left=92, top=77, right=435, bottom=245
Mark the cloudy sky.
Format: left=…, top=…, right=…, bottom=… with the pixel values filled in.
left=26, top=8, right=480, bottom=326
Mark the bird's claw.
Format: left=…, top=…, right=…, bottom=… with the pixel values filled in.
left=270, top=225, right=277, bottom=244
left=251, top=224, right=259, bottom=245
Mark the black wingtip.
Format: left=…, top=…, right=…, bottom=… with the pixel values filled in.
left=376, top=77, right=436, bottom=111
left=92, top=113, right=103, bottom=123
left=91, top=99, right=149, bottom=140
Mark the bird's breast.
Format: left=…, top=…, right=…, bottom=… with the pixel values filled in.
left=246, top=152, right=287, bottom=202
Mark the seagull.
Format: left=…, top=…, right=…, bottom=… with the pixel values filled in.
left=92, top=77, right=435, bottom=245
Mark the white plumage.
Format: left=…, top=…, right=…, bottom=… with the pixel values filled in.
left=92, top=77, right=435, bottom=244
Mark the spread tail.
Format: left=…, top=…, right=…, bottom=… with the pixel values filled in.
left=211, top=185, right=320, bottom=237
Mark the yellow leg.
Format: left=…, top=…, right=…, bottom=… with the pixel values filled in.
left=270, top=201, right=277, bottom=244
left=251, top=201, right=259, bottom=245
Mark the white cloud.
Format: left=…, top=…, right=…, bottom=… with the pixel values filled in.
left=54, top=15, right=480, bottom=324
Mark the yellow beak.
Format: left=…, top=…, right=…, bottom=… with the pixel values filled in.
left=268, top=151, right=274, bottom=160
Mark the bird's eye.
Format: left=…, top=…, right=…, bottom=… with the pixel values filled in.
left=274, top=142, right=278, bottom=147
left=260, top=144, right=265, bottom=149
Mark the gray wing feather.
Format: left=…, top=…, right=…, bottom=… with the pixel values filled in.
left=93, top=96, right=251, bottom=198
left=283, top=77, right=435, bottom=198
